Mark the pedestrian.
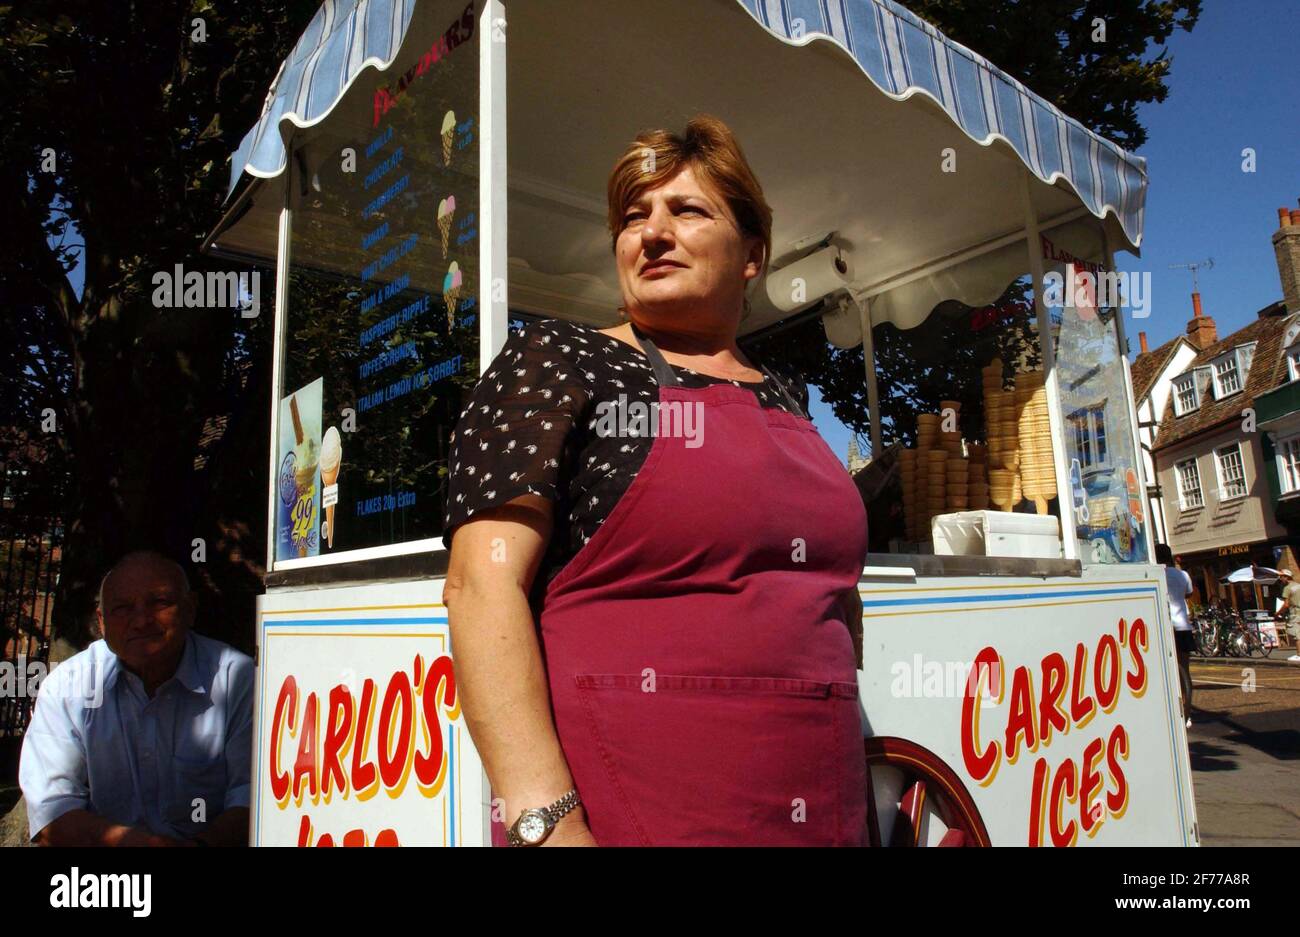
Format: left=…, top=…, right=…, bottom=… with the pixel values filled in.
left=1276, top=569, right=1300, bottom=663
left=1156, top=544, right=1194, bottom=727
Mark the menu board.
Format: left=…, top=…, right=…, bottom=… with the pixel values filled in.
left=278, top=1, right=480, bottom=562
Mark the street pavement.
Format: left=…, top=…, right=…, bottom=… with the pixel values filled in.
left=1187, top=651, right=1300, bottom=846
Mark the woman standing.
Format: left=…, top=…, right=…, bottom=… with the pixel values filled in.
left=442, top=116, right=869, bottom=846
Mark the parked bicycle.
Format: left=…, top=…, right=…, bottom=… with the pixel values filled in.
left=1191, top=606, right=1269, bottom=658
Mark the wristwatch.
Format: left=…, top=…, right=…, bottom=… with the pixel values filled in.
left=506, top=789, right=582, bottom=846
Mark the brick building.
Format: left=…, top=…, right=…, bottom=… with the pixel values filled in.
left=1133, top=204, right=1300, bottom=612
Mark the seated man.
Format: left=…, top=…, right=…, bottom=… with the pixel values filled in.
left=20, top=550, right=253, bottom=845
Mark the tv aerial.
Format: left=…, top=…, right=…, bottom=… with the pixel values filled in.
left=1169, top=258, right=1214, bottom=293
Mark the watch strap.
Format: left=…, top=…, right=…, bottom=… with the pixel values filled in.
left=506, top=789, right=582, bottom=846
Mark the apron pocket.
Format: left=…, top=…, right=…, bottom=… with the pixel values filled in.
left=574, top=673, right=863, bottom=845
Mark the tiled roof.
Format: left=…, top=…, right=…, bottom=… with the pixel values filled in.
left=1130, top=336, right=1184, bottom=403
left=1153, top=302, right=1292, bottom=452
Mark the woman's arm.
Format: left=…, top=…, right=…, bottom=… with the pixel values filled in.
left=443, top=494, right=595, bottom=845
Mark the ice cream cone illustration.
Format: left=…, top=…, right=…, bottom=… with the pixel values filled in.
left=443, top=261, right=463, bottom=326
left=320, top=426, right=342, bottom=550
left=441, top=110, right=456, bottom=166
left=288, top=396, right=319, bottom=558
left=437, top=195, right=456, bottom=259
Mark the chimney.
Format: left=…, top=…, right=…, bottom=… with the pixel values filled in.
left=1138, top=331, right=1149, bottom=354
left=1186, top=293, right=1218, bottom=350
left=1277, top=202, right=1300, bottom=313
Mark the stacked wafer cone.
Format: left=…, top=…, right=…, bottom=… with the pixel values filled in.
left=913, top=413, right=940, bottom=541
left=926, top=449, right=948, bottom=535
left=946, top=456, right=969, bottom=512
left=939, top=400, right=963, bottom=456
left=967, top=443, right=989, bottom=510
left=1015, top=369, right=1055, bottom=514
left=988, top=468, right=1018, bottom=512
left=899, top=448, right=918, bottom=541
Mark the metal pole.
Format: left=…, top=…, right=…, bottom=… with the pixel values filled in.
left=853, top=293, right=883, bottom=456
left=1021, top=172, right=1078, bottom=560
left=480, top=0, right=509, bottom=369
left=264, top=172, right=293, bottom=574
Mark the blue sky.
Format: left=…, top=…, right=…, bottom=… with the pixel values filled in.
left=812, top=0, right=1300, bottom=463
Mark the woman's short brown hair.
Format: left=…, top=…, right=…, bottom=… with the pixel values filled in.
left=606, top=115, right=773, bottom=275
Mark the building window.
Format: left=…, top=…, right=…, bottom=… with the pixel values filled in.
left=1214, top=443, right=1247, bottom=501
left=1238, top=343, right=1255, bottom=379
left=1069, top=404, right=1110, bottom=472
left=1287, top=348, right=1300, bottom=383
left=1173, top=374, right=1199, bottom=416
left=1176, top=457, right=1203, bottom=510
left=1213, top=356, right=1241, bottom=397
left=1279, top=436, right=1300, bottom=494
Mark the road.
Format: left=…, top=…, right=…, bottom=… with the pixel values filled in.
left=1187, top=652, right=1300, bottom=846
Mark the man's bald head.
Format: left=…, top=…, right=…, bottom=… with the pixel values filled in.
left=98, top=551, right=190, bottom=612
left=96, top=551, right=195, bottom=690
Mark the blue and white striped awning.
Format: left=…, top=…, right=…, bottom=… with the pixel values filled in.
left=735, top=0, right=1146, bottom=248
left=223, top=0, right=1146, bottom=248
left=226, top=0, right=417, bottom=199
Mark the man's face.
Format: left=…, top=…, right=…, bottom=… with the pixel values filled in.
left=98, top=557, right=193, bottom=677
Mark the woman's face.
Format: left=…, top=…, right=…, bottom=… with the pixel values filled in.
left=614, top=164, right=763, bottom=330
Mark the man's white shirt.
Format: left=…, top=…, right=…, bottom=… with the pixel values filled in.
left=19, top=633, right=253, bottom=840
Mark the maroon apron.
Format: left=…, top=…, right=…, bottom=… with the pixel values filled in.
left=510, top=323, right=868, bottom=845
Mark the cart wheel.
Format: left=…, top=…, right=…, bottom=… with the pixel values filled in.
left=865, top=737, right=990, bottom=847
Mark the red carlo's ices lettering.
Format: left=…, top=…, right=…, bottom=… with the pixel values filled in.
left=297, top=814, right=402, bottom=848
left=960, top=618, right=1147, bottom=845
left=267, top=654, right=461, bottom=846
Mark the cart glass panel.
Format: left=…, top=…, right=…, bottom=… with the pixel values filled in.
left=844, top=276, right=1066, bottom=556
left=1046, top=253, right=1150, bottom=565
left=276, top=4, right=480, bottom=563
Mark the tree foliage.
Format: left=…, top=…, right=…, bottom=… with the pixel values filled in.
left=0, top=0, right=318, bottom=645
left=908, top=0, right=1202, bottom=150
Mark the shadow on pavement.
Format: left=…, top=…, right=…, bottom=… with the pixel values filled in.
left=1188, top=739, right=1237, bottom=772
left=1189, top=707, right=1300, bottom=761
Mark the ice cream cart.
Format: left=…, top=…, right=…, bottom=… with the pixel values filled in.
left=204, top=0, right=1197, bottom=846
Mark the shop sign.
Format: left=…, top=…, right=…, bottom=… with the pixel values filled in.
left=1217, top=544, right=1251, bottom=556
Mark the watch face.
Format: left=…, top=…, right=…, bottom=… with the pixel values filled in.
left=518, top=811, right=548, bottom=844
